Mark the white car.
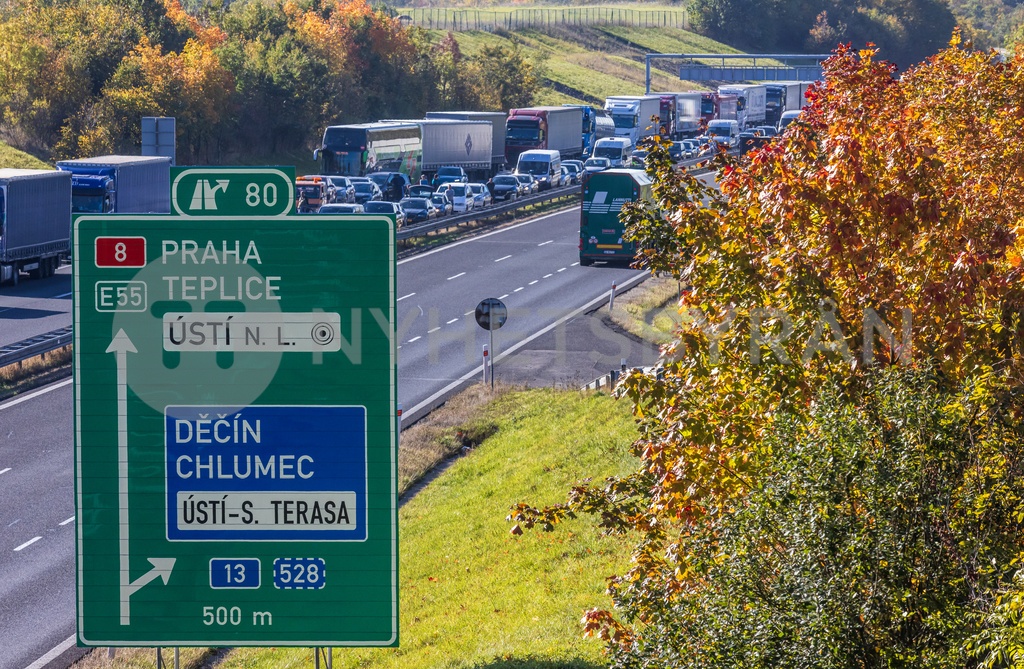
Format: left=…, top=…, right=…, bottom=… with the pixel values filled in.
left=583, top=157, right=611, bottom=174
left=439, top=183, right=475, bottom=213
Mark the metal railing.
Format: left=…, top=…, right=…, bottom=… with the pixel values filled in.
left=400, top=7, right=688, bottom=33
left=0, top=326, right=73, bottom=370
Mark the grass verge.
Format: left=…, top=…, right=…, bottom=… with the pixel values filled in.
left=75, top=387, right=638, bottom=669
left=0, top=139, right=52, bottom=169
left=600, top=275, right=682, bottom=346
left=0, top=346, right=73, bottom=401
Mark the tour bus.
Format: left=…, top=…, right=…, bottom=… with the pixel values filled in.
left=514, top=149, right=562, bottom=190
left=314, top=122, right=422, bottom=179
left=591, top=137, right=633, bottom=168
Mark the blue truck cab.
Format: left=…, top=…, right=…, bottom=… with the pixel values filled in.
left=56, top=155, right=171, bottom=214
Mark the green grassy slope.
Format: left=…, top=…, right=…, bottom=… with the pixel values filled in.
left=429, top=24, right=754, bottom=106
left=217, top=389, right=637, bottom=669
left=0, top=140, right=52, bottom=169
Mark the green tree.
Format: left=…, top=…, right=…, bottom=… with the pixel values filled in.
left=511, top=39, right=1024, bottom=667
left=474, top=41, right=537, bottom=111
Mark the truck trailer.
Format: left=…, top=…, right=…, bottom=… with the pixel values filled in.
left=579, top=168, right=652, bottom=266
left=384, top=118, right=493, bottom=181
left=717, top=84, right=767, bottom=130
left=764, top=82, right=805, bottom=127
left=56, top=155, right=170, bottom=214
left=654, top=92, right=704, bottom=139
left=0, top=169, right=71, bottom=285
left=425, top=110, right=507, bottom=174
left=505, top=106, right=584, bottom=164
left=604, top=95, right=662, bottom=145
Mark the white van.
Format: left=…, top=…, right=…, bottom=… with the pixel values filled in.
left=706, top=119, right=740, bottom=148
left=778, top=110, right=802, bottom=131
left=592, top=137, right=633, bottom=168
left=515, top=149, right=562, bottom=190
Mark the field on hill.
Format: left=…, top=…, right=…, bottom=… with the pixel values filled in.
left=0, top=140, right=52, bottom=169
left=424, top=23, right=751, bottom=106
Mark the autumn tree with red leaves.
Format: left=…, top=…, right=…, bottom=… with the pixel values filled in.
left=511, top=37, right=1024, bottom=668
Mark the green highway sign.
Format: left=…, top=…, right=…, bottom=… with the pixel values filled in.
left=73, top=215, right=398, bottom=646
left=171, top=167, right=295, bottom=216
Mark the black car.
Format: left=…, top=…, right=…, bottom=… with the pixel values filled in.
left=490, top=174, right=520, bottom=201
left=400, top=197, right=438, bottom=223
left=352, top=181, right=383, bottom=204
left=368, top=171, right=412, bottom=202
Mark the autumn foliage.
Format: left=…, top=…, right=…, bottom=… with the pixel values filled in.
left=511, top=37, right=1024, bottom=667
left=0, top=0, right=539, bottom=163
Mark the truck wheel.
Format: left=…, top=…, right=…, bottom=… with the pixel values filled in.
left=580, top=256, right=593, bottom=267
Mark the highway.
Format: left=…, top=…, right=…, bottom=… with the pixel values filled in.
left=0, top=204, right=645, bottom=669
left=0, top=266, right=73, bottom=349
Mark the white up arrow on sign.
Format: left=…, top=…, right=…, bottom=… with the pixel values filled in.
left=107, top=329, right=176, bottom=625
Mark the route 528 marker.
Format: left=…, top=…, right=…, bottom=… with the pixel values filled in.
left=73, top=214, right=398, bottom=647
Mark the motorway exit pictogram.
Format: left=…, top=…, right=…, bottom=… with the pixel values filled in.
left=170, top=167, right=295, bottom=217
left=73, top=214, right=398, bottom=647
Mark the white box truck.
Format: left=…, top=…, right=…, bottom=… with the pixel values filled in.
left=717, top=84, right=767, bottom=130
left=604, top=95, right=662, bottom=145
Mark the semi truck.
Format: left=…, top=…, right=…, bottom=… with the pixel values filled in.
left=561, top=104, right=603, bottom=157
left=764, top=82, right=805, bottom=127
left=425, top=110, right=507, bottom=174
left=505, top=106, right=584, bottom=164
left=717, top=84, right=767, bottom=130
left=384, top=118, right=493, bottom=182
left=604, top=95, right=662, bottom=145
left=654, top=92, right=704, bottom=139
left=55, top=155, right=171, bottom=214
left=579, top=168, right=652, bottom=266
left=0, top=169, right=71, bottom=285
left=314, top=122, right=422, bottom=179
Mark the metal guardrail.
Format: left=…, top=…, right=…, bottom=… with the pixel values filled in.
left=0, top=326, right=73, bottom=369
left=397, top=183, right=582, bottom=241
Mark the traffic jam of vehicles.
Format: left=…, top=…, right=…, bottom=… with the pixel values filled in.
left=0, top=82, right=811, bottom=285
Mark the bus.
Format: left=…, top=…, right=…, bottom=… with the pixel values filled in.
left=314, top=122, right=422, bottom=180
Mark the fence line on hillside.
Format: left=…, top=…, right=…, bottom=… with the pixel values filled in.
left=400, top=7, right=689, bottom=32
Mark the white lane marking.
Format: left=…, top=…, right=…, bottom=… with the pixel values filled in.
left=464, top=310, right=474, bottom=316
left=60, top=516, right=75, bottom=526
left=0, top=467, right=10, bottom=475
left=499, top=294, right=509, bottom=299
left=543, top=273, right=553, bottom=278
left=408, top=336, right=421, bottom=343
left=54, top=291, right=73, bottom=298
left=404, top=271, right=649, bottom=423
left=514, top=287, right=524, bottom=293
left=397, top=293, right=416, bottom=301
left=14, top=536, right=41, bottom=551
left=25, top=634, right=76, bottom=669
left=446, top=272, right=466, bottom=280
left=398, top=209, right=573, bottom=264
left=571, top=262, right=580, bottom=266
left=428, top=327, right=441, bottom=333
left=529, top=280, right=538, bottom=285
left=446, top=318, right=459, bottom=325
left=538, top=240, right=554, bottom=246
left=494, top=255, right=512, bottom=262
left=0, top=378, right=72, bottom=411
left=557, top=267, right=567, bottom=272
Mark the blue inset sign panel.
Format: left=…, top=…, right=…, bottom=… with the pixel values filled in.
left=210, top=558, right=261, bottom=589
left=274, top=558, right=327, bottom=590
left=166, top=405, right=367, bottom=541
